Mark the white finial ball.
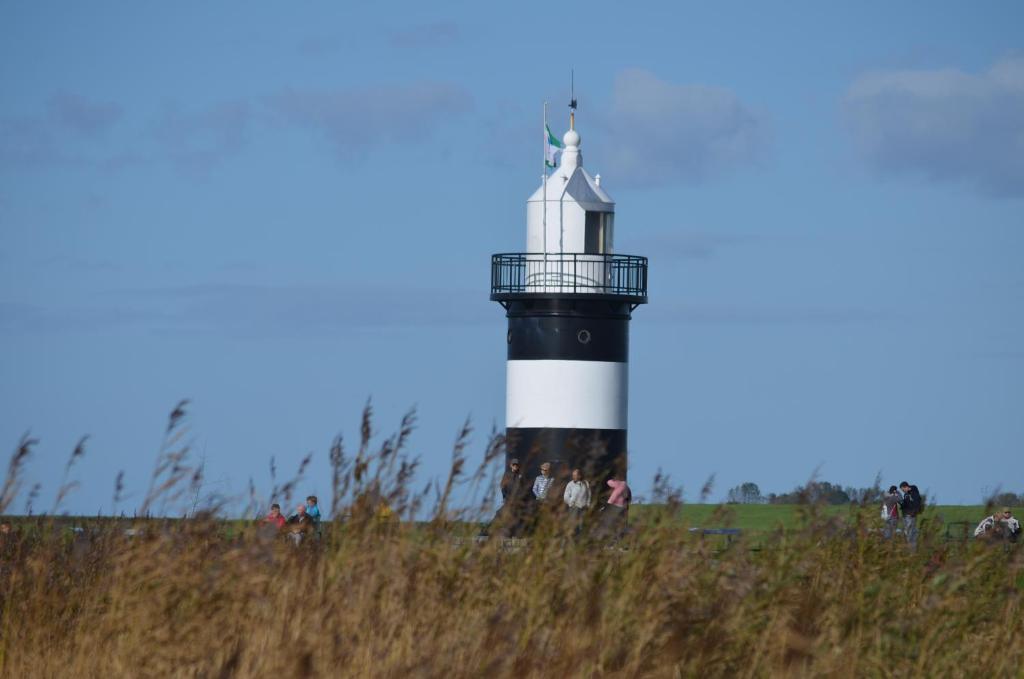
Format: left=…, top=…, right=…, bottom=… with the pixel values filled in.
left=563, top=129, right=580, bottom=147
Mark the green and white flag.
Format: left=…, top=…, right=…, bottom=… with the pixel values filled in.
left=544, top=124, right=563, bottom=168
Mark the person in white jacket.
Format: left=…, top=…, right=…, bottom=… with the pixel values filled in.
left=563, top=468, right=591, bottom=536
left=974, top=507, right=1020, bottom=541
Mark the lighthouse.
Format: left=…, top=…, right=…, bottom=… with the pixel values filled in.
left=490, top=110, right=648, bottom=489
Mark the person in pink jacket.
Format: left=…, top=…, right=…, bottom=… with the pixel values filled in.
left=607, top=479, right=631, bottom=508
left=600, top=477, right=631, bottom=540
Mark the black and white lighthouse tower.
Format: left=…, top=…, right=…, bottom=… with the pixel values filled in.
left=490, top=110, right=648, bottom=487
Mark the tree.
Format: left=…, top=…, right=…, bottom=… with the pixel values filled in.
left=766, top=481, right=853, bottom=505
left=844, top=485, right=883, bottom=504
left=726, top=482, right=765, bottom=505
left=989, top=491, right=1023, bottom=507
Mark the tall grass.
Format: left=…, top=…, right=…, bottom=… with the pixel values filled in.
left=0, top=405, right=1020, bottom=677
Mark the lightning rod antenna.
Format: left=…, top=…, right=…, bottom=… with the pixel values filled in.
left=569, top=69, right=577, bottom=130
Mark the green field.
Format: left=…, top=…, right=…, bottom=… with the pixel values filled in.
left=4, top=504, right=990, bottom=537
left=632, top=503, right=988, bottom=534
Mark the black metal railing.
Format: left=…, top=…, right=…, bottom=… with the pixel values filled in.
left=490, top=253, right=648, bottom=302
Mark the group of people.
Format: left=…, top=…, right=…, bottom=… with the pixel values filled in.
left=880, top=481, right=924, bottom=544
left=263, top=495, right=321, bottom=544
left=973, top=507, right=1020, bottom=542
left=496, top=458, right=631, bottom=538
left=882, top=481, right=1020, bottom=545
left=253, top=479, right=1019, bottom=548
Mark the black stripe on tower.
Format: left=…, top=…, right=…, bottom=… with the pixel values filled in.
left=504, top=297, right=632, bottom=483
left=506, top=298, right=632, bottom=362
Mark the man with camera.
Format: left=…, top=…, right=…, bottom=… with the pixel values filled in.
left=899, top=481, right=923, bottom=546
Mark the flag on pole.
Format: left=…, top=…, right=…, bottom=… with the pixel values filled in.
left=544, top=124, right=563, bottom=169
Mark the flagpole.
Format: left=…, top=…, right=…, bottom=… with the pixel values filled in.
left=542, top=101, right=548, bottom=280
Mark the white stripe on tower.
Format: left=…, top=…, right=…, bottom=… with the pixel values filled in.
left=506, top=360, right=627, bottom=430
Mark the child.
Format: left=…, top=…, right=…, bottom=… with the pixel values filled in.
left=306, top=495, right=321, bottom=525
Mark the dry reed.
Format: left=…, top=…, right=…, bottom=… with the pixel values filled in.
left=0, top=405, right=1020, bottom=678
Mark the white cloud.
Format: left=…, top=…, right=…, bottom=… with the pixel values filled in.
left=843, top=56, right=1024, bottom=197
left=602, top=69, right=769, bottom=187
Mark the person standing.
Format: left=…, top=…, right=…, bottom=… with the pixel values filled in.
left=0, top=522, right=22, bottom=574
left=881, top=486, right=900, bottom=539
left=494, top=458, right=526, bottom=537
left=600, top=477, right=631, bottom=540
left=532, top=462, right=554, bottom=501
left=899, top=481, right=923, bottom=546
left=563, top=468, right=591, bottom=536
left=500, top=459, right=524, bottom=504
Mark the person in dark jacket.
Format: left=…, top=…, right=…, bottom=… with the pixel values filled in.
left=496, top=459, right=527, bottom=536
left=899, top=481, right=923, bottom=546
left=500, top=459, right=524, bottom=503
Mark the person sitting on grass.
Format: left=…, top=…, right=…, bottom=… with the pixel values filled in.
left=974, top=507, right=1021, bottom=542
left=264, top=503, right=286, bottom=529
left=306, top=495, right=322, bottom=538
left=305, top=495, right=321, bottom=524
left=286, top=503, right=315, bottom=545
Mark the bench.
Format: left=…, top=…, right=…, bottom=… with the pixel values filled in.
left=688, top=527, right=742, bottom=545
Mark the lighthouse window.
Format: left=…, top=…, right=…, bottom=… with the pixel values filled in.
left=584, top=211, right=613, bottom=254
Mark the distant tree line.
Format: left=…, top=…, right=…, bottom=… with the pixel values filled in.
left=988, top=491, right=1023, bottom=507
left=726, top=481, right=898, bottom=506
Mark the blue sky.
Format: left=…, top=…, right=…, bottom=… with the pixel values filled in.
left=1, top=1, right=1022, bottom=514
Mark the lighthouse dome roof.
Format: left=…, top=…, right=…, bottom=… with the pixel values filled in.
left=527, top=125, right=614, bottom=211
